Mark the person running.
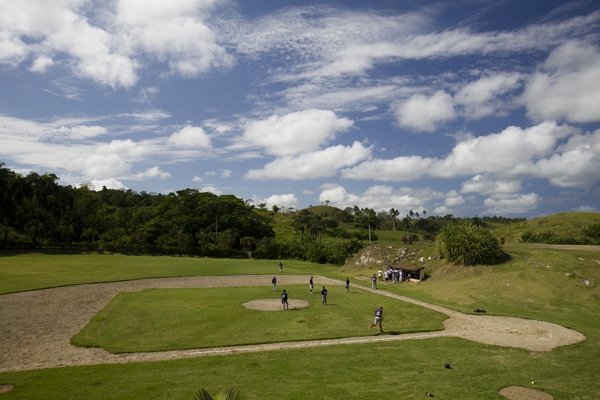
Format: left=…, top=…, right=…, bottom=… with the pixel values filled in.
left=369, top=306, right=384, bottom=332
left=281, top=289, right=289, bottom=310
left=309, top=275, right=314, bottom=294
left=371, top=274, right=377, bottom=290
left=345, top=277, right=350, bottom=293
left=321, top=286, right=328, bottom=305
left=272, top=276, right=277, bottom=292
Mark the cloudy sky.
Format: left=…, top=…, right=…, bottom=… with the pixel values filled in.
left=1, top=0, right=599, bottom=218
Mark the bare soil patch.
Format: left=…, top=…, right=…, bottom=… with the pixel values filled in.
left=243, top=299, right=309, bottom=311
left=499, top=385, right=554, bottom=400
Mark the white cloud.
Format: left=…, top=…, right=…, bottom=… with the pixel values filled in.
left=483, top=193, right=540, bottom=214
left=29, top=55, right=55, bottom=73
left=245, top=141, right=371, bottom=180
left=133, top=166, right=171, bottom=180
left=88, top=178, right=127, bottom=191
left=239, top=109, right=354, bottom=156
left=522, top=40, right=600, bottom=123
left=221, top=169, right=232, bottom=178
left=455, top=72, right=522, bottom=120
left=394, top=90, right=455, bottom=132
left=461, top=174, right=522, bottom=195
left=115, top=0, right=232, bottom=77
left=168, top=125, right=212, bottom=148
left=341, top=156, right=432, bottom=181
left=431, top=122, right=573, bottom=178
left=319, top=183, right=443, bottom=213
left=256, top=193, right=298, bottom=210
left=445, top=190, right=465, bottom=207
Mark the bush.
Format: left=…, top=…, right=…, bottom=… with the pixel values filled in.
left=436, top=222, right=504, bottom=266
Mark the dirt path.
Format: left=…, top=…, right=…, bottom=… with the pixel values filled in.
left=0, top=275, right=585, bottom=374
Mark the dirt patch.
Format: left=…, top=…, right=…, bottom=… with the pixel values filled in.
left=499, top=385, right=553, bottom=400
left=243, top=299, right=309, bottom=311
left=0, top=385, right=14, bottom=393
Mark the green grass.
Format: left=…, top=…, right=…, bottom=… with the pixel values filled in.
left=0, top=253, right=337, bottom=294
left=71, top=285, right=446, bottom=353
left=1, top=241, right=600, bottom=399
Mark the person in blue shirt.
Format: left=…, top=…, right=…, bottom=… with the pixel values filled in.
left=369, top=306, right=384, bottom=332
left=271, top=276, right=277, bottom=292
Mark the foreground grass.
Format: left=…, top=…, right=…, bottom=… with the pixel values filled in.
left=1, top=246, right=600, bottom=399
left=72, top=285, right=445, bottom=352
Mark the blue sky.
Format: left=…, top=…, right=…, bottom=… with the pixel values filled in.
left=1, top=0, right=599, bottom=218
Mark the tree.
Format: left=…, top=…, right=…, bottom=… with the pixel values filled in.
left=435, top=221, right=505, bottom=265
left=389, top=208, right=400, bottom=231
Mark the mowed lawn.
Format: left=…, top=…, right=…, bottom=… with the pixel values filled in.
left=71, top=285, right=446, bottom=352
left=1, top=249, right=600, bottom=399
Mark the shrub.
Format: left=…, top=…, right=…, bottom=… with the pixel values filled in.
left=436, top=221, right=505, bottom=266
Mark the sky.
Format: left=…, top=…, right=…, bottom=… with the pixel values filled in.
left=1, top=0, right=599, bottom=219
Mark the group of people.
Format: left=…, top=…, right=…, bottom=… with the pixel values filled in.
left=378, top=267, right=405, bottom=285
left=273, top=265, right=385, bottom=333
left=274, top=271, right=352, bottom=310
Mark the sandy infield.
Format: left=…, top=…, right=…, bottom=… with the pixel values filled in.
left=0, top=274, right=585, bottom=398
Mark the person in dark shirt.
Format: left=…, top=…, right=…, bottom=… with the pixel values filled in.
left=281, top=289, right=289, bottom=310
left=321, top=286, right=328, bottom=305
left=345, top=277, right=350, bottom=293
left=271, top=276, right=277, bottom=292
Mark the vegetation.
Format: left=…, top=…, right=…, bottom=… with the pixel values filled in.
left=194, top=387, right=241, bottom=400
left=435, top=221, right=505, bottom=265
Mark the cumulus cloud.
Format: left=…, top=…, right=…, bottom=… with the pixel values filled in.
left=483, top=193, right=540, bottom=214
left=522, top=40, right=600, bottom=123
left=394, top=91, right=455, bottom=132
left=133, top=166, right=171, bottom=180
left=239, top=109, right=354, bottom=156
left=0, top=0, right=231, bottom=87
left=168, top=125, right=212, bottom=148
left=461, top=174, right=522, bottom=195
left=318, top=183, right=443, bottom=212
left=256, top=193, right=298, bottom=209
left=454, top=72, right=522, bottom=120
left=245, top=141, right=371, bottom=180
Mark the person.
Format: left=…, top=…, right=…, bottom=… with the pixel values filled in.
left=272, top=276, right=277, bottom=292
left=378, top=268, right=383, bottom=282
left=321, top=286, right=328, bottom=305
left=309, top=275, right=314, bottom=294
left=281, top=289, right=289, bottom=310
left=345, top=277, right=350, bottom=293
left=369, top=306, right=384, bottom=332
left=279, top=262, right=283, bottom=272
left=371, top=274, right=377, bottom=290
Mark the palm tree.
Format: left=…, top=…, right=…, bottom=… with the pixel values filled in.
left=193, top=387, right=242, bottom=400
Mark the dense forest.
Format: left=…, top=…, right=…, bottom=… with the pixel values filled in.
left=8, top=163, right=597, bottom=263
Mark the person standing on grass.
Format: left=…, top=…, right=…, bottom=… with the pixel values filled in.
left=309, top=275, right=314, bottom=294
left=321, top=286, right=328, bottom=305
left=281, top=289, right=289, bottom=310
left=272, top=276, right=277, bottom=292
left=279, top=262, right=283, bottom=272
left=345, top=277, right=350, bottom=293
left=371, top=273, right=377, bottom=290
left=369, top=306, right=384, bottom=332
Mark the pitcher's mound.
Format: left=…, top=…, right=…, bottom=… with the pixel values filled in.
left=243, top=299, right=310, bottom=311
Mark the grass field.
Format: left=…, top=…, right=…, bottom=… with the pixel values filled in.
left=1, top=244, right=599, bottom=399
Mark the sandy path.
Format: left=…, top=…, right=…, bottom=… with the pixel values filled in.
left=0, top=275, right=585, bottom=373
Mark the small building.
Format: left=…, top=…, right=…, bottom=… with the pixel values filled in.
left=389, top=263, right=425, bottom=281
